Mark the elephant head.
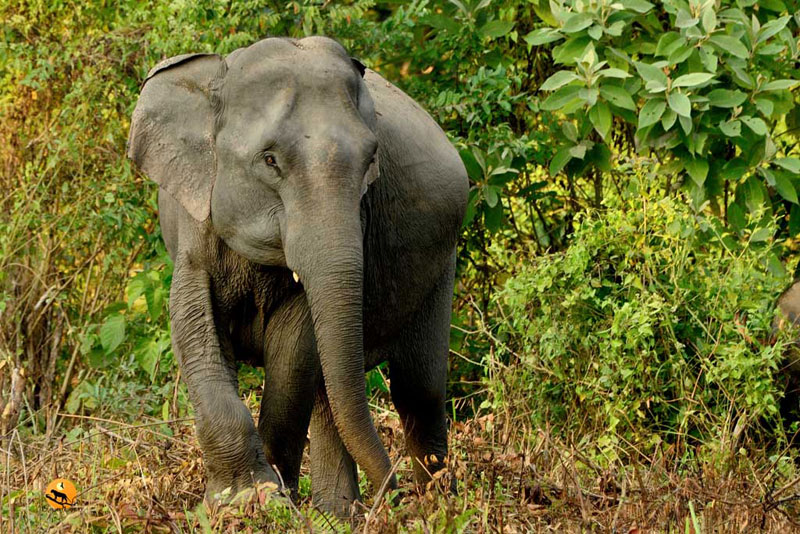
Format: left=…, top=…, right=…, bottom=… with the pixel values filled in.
left=127, top=37, right=392, bottom=490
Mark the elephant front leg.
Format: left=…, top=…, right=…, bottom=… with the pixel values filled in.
left=310, top=387, right=361, bottom=518
left=170, top=262, right=279, bottom=500
left=258, top=293, right=320, bottom=494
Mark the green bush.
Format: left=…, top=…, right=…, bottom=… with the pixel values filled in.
left=493, top=180, right=791, bottom=457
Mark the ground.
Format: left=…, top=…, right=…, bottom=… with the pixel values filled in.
left=3, top=388, right=799, bottom=533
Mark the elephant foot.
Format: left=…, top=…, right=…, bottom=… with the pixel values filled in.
left=204, top=463, right=281, bottom=503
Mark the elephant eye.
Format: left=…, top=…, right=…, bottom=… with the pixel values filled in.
left=264, top=154, right=278, bottom=167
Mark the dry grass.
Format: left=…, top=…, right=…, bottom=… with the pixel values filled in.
left=3, top=385, right=800, bottom=534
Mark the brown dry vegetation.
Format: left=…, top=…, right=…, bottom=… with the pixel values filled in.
left=4, top=369, right=800, bottom=533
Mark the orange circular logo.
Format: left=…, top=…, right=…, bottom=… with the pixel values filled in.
left=44, top=479, right=76, bottom=509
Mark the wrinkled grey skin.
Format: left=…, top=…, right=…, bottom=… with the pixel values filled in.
left=773, top=281, right=800, bottom=420
left=127, top=36, right=468, bottom=515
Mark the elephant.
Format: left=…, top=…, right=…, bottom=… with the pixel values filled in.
left=773, top=280, right=800, bottom=421
left=127, top=36, right=468, bottom=516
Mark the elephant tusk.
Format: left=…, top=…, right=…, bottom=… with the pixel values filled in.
left=293, top=271, right=300, bottom=283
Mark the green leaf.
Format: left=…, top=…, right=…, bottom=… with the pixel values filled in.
left=679, top=114, right=693, bottom=135
left=540, top=85, right=582, bottom=110
left=661, top=109, right=677, bottom=130
left=719, top=119, right=741, bottom=137
left=524, top=28, right=564, bottom=46
left=762, top=79, right=799, bottom=91
left=589, top=101, right=612, bottom=139
left=479, top=20, right=514, bottom=39
left=540, top=70, right=580, bottom=91
left=728, top=202, right=746, bottom=231
left=99, top=314, right=126, bottom=355
left=553, top=37, right=593, bottom=64
left=598, top=68, right=630, bottom=79
left=145, top=284, right=164, bottom=322
left=774, top=172, right=798, bottom=204
left=706, top=89, right=747, bottom=108
left=709, top=35, right=749, bottom=58
left=483, top=201, right=504, bottom=232
left=667, top=92, right=691, bottom=117
left=741, top=116, right=768, bottom=136
left=656, top=32, right=684, bottom=57
left=606, top=20, right=626, bottom=36
left=666, top=45, right=693, bottom=65
left=462, top=189, right=479, bottom=227
left=579, top=87, right=599, bottom=106
left=550, top=147, right=573, bottom=175
left=775, top=158, right=800, bottom=174
left=635, top=61, right=668, bottom=86
left=587, top=143, right=612, bottom=171
left=755, top=98, right=774, bottom=117
left=672, top=72, right=714, bottom=88
left=685, top=158, right=709, bottom=186
left=459, top=150, right=482, bottom=181
left=699, top=46, right=718, bottom=73
left=739, top=175, right=766, bottom=213
left=569, top=143, right=589, bottom=159
left=600, top=84, right=637, bottom=110
left=562, top=13, right=594, bottom=33
left=483, top=185, right=499, bottom=207
left=751, top=227, right=773, bottom=242
left=638, top=98, right=666, bottom=128
left=757, top=15, right=790, bottom=44
left=702, top=7, right=717, bottom=33
left=620, top=0, right=654, bottom=13
left=675, top=9, right=698, bottom=29
left=722, top=158, right=748, bottom=181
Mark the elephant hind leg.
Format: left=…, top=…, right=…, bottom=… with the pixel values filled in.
left=387, top=255, right=455, bottom=489
left=258, top=293, right=319, bottom=493
left=310, top=387, right=361, bottom=518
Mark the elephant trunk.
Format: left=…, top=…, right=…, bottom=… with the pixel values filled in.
left=284, top=208, right=394, bottom=492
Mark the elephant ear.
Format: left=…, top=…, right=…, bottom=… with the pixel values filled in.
left=127, top=53, right=223, bottom=222
left=352, top=61, right=380, bottom=188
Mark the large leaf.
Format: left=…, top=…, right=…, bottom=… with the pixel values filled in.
left=706, top=89, right=747, bottom=108
left=541, top=85, right=582, bottom=110
left=709, top=35, right=749, bottom=58
left=762, top=79, right=799, bottom=91
left=100, top=314, right=126, bottom=355
left=524, top=28, right=564, bottom=46
left=685, top=158, right=709, bottom=186
left=459, top=149, right=483, bottom=181
left=589, top=101, right=612, bottom=139
left=620, top=0, right=654, bottom=13
left=667, top=92, right=691, bottom=117
left=600, top=85, right=637, bottom=110
left=773, top=172, right=798, bottom=204
left=672, top=72, right=714, bottom=88
left=741, top=116, right=767, bottom=136
left=562, top=13, right=594, bottom=33
left=757, top=15, right=790, bottom=44
left=774, top=158, right=800, bottom=174
left=656, top=33, right=683, bottom=56
left=550, top=146, right=573, bottom=176
left=719, top=119, right=741, bottom=137
left=635, top=61, right=668, bottom=87
left=479, top=20, right=514, bottom=39
left=638, top=98, right=666, bottom=128
left=540, top=70, right=580, bottom=91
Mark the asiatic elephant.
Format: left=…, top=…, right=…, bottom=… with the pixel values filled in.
left=127, top=36, right=468, bottom=515
left=773, top=280, right=800, bottom=420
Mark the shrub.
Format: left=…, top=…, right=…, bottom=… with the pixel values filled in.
left=493, top=181, right=791, bottom=458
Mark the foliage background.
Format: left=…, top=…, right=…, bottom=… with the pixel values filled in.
left=1, top=0, right=800, bottom=531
